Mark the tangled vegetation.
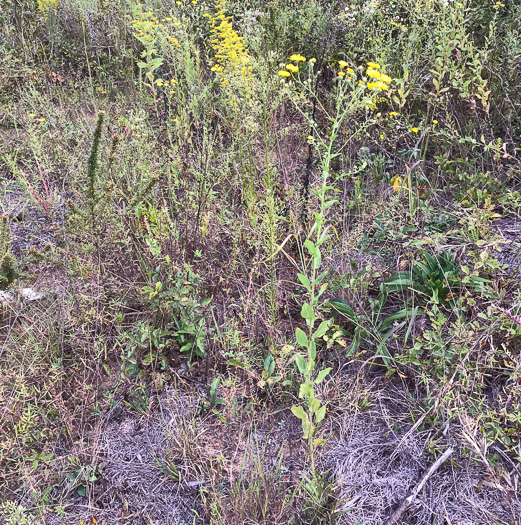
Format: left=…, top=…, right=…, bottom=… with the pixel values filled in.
left=1, top=0, right=520, bottom=523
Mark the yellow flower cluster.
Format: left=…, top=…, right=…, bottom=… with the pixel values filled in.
left=365, top=62, right=392, bottom=91
left=208, top=0, right=253, bottom=97
left=337, top=60, right=355, bottom=80
left=493, top=1, right=505, bottom=8
left=278, top=53, right=306, bottom=79
left=156, top=79, right=178, bottom=94
left=37, top=0, right=58, bottom=19
left=130, top=11, right=180, bottom=48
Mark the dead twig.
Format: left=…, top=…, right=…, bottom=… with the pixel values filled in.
left=385, top=447, right=454, bottom=525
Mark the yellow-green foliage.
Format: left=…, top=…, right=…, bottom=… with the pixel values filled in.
left=37, top=0, right=58, bottom=19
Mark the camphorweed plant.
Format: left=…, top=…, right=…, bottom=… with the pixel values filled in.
left=130, top=9, right=180, bottom=114
left=285, top=58, right=393, bottom=478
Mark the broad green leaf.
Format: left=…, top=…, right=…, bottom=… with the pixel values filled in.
left=310, top=398, right=321, bottom=412
left=316, top=405, right=327, bottom=423
left=295, top=354, right=309, bottom=375
left=296, top=327, right=308, bottom=347
left=329, top=298, right=357, bottom=319
left=301, top=303, right=314, bottom=320
left=315, top=367, right=332, bottom=384
left=314, top=320, right=330, bottom=339
left=304, top=239, right=317, bottom=257
left=297, top=273, right=311, bottom=291
left=291, top=405, right=307, bottom=421
left=299, top=382, right=313, bottom=398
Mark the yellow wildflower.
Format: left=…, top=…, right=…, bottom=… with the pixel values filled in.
left=367, top=81, right=388, bottom=91
left=409, top=127, right=419, bottom=133
left=290, top=54, right=306, bottom=62
left=366, top=68, right=381, bottom=79
left=286, top=63, right=299, bottom=73
left=367, top=61, right=380, bottom=68
left=338, top=60, right=349, bottom=68
left=278, top=70, right=290, bottom=77
left=338, top=71, right=346, bottom=77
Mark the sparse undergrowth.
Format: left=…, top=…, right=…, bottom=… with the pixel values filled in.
left=1, top=0, right=521, bottom=524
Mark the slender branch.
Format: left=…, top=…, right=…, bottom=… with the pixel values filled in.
left=385, top=448, right=454, bottom=525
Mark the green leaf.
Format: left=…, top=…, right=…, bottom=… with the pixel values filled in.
left=310, top=340, right=316, bottom=363
left=315, top=248, right=322, bottom=268
left=296, top=328, right=308, bottom=347
left=384, top=277, right=416, bottom=291
left=379, top=307, right=425, bottom=329
left=291, top=405, right=307, bottom=421
left=299, top=382, right=313, bottom=398
left=314, top=320, right=330, bottom=339
left=323, top=199, right=337, bottom=210
left=149, top=57, right=163, bottom=71
left=316, top=404, right=327, bottom=423
left=297, top=273, right=311, bottom=291
left=312, top=271, right=327, bottom=286
left=376, top=343, right=391, bottom=366
left=301, top=303, right=314, bottom=320
left=295, top=354, right=309, bottom=375
left=226, top=358, right=247, bottom=368
left=316, top=283, right=327, bottom=298
left=330, top=298, right=357, bottom=319
left=315, top=367, right=332, bottom=384
left=304, top=239, right=317, bottom=257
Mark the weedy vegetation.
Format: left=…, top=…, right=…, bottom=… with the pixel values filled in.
left=1, top=0, right=521, bottom=523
